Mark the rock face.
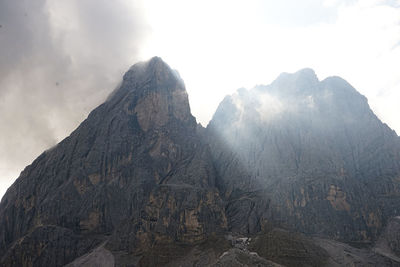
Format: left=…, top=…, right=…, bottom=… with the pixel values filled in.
left=249, top=228, right=329, bottom=266
left=65, top=243, right=115, bottom=267
left=211, top=248, right=282, bottom=267
left=374, top=216, right=400, bottom=262
left=1, top=59, right=400, bottom=266
left=0, top=57, right=227, bottom=266
left=207, top=68, right=400, bottom=242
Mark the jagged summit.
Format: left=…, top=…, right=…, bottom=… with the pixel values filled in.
left=113, top=57, right=182, bottom=95
left=208, top=66, right=400, bottom=243
left=296, top=67, right=317, bottom=77
left=2, top=60, right=400, bottom=266
left=105, top=57, right=194, bottom=132
left=124, top=56, right=172, bottom=82
left=270, top=69, right=361, bottom=101
left=276, top=67, right=318, bottom=80
left=321, top=75, right=363, bottom=97
left=269, top=68, right=319, bottom=95
left=0, top=57, right=226, bottom=266
left=124, top=56, right=184, bottom=85
left=125, top=56, right=166, bottom=72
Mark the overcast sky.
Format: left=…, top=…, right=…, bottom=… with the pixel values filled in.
left=1, top=0, right=399, bottom=198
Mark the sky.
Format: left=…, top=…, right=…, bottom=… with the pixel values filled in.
left=0, top=0, right=399, bottom=198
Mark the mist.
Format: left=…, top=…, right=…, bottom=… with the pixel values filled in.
left=208, top=68, right=395, bottom=189
left=1, top=0, right=400, bottom=201
left=0, top=0, right=148, bottom=198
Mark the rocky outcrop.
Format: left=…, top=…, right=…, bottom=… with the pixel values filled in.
left=314, top=237, right=400, bottom=266
left=0, top=57, right=227, bottom=266
left=0, top=225, right=99, bottom=267
left=207, top=68, right=400, bottom=242
left=211, top=248, right=282, bottom=267
left=374, top=216, right=400, bottom=262
left=1, top=58, right=400, bottom=266
left=65, top=243, right=115, bottom=267
left=249, top=228, right=329, bottom=266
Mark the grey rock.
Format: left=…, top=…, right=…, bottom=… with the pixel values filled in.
left=211, top=248, right=282, bottom=267
left=249, top=228, right=329, bottom=266
left=374, top=216, right=400, bottom=262
left=0, top=225, right=98, bottom=267
left=207, top=68, right=400, bottom=242
left=0, top=57, right=227, bottom=266
left=315, top=237, right=400, bottom=266
left=65, top=243, right=115, bottom=267
left=2, top=60, right=400, bottom=267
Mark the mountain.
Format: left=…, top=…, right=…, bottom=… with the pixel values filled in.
left=207, top=68, right=400, bottom=242
left=1, top=58, right=400, bottom=266
left=0, top=57, right=227, bottom=266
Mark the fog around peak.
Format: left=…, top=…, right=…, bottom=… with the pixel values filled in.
left=0, top=0, right=148, bottom=198
left=1, top=0, right=400, bottom=199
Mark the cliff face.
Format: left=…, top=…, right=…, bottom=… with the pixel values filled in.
left=0, top=57, right=227, bottom=266
left=1, top=59, right=400, bottom=266
left=207, top=68, right=400, bottom=242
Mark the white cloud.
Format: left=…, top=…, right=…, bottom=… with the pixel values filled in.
left=140, top=0, right=400, bottom=135
left=0, top=0, right=148, bottom=198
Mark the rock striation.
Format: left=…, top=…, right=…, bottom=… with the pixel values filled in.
left=207, top=68, right=400, bottom=242
left=1, top=58, right=400, bottom=266
left=0, top=57, right=227, bottom=266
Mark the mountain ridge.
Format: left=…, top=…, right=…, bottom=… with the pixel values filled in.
left=0, top=57, right=227, bottom=266
left=207, top=64, right=400, bottom=242
left=1, top=57, right=400, bottom=266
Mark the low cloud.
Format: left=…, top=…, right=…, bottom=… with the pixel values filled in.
left=0, top=0, right=148, bottom=198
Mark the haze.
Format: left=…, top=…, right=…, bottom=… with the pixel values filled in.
left=1, top=0, right=399, bottom=198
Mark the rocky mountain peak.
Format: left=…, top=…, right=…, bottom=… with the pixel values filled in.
left=321, top=75, right=365, bottom=100
left=270, top=68, right=319, bottom=96
left=0, top=57, right=226, bottom=266
left=122, top=56, right=184, bottom=91
left=108, top=57, right=194, bottom=132
left=207, top=67, right=400, bottom=244
left=2, top=60, right=400, bottom=266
